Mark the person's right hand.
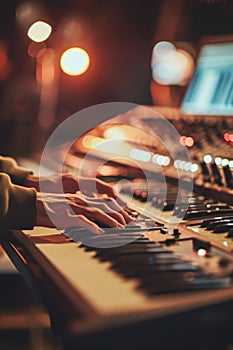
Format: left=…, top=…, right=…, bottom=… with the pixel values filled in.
left=36, top=191, right=131, bottom=234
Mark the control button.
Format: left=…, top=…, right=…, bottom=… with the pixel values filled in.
left=173, top=228, right=181, bottom=238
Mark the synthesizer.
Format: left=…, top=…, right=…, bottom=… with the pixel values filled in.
left=2, top=105, right=233, bottom=349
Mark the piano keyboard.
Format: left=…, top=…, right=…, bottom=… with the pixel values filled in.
left=2, top=192, right=233, bottom=348
left=2, top=106, right=233, bottom=347
left=4, top=191, right=231, bottom=318
left=17, top=222, right=233, bottom=317
left=1, top=196, right=230, bottom=350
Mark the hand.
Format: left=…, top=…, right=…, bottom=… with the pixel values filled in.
left=26, top=174, right=79, bottom=193
left=77, top=177, right=118, bottom=198
left=36, top=192, right=131, bottom=234
left=26, top=174, right=120, bottom=198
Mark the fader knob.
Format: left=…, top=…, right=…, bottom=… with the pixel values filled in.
left=222, top=165, right=233, bottom=189
left=210, top=163, right=223, bottom=186
left=200, top=162, right=211, bottom=183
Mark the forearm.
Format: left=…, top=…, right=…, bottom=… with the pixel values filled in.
left=0, top=156, right=33, bottom=186
left=26, top=173, right=79, bottom=193
left=0, top=173, right=37, bottom=231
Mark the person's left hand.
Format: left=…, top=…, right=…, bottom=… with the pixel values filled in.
left=26, top=174, right=122, bottom=199
left=26, top=173, right=79, bottom=193
left=36, top=191, right=131, bottom=233
left=77, top=177, right=118, bottom=199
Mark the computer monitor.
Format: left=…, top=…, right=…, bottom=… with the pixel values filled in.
left=181, top=41, right=233, bottom=115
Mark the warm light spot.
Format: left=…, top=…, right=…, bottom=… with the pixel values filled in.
left=104, top=127, right=126, bottom=140
left=179, top=136, right=194, bottom=147
left=82, top=135, right=104, bottom=149
left=16, top=2, right=34, bottom=24
left=151, top=41, right=194, bottom=85
left=191, top=164, right=199, bottom=173
left=130, top=149, right=151, bottom=162
left=36, top=48, right=56, bottom=86
left=60, top=47, right=90, bottom=76
left=197, top=248, right=207, bottom=257
left=162, top=156, right=170, bottom=166
left=174, top=159, right=180, bottom=168
left=16, top=2, right=43, bottom=28
left=0, top=42, right=10, bottom=80
left=36, top=48, right=55, bottom=64
left=185, top=136, right=194, bottom=147
left=152, top=154, right=170, bottom=166
left=184, top=162, right=191, bottom=171
left=204, top=154, right=212, bottom=164
left=222, top=158, right=229, bottom=166
left=224, top=132, right=230, bottom=142
left=27, top=41, right=46, bottom=58
left=179, top=160, right=186, bottom=169
left=27, top=21, right=52, bottom=42
left=179, top=136, right=186, bottom=146
left=224, top=133, right=233, bottom=142
left=215, top=157, right=222, bottom=166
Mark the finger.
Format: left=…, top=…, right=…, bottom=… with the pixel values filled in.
left=72, top=214, right=104, bottom=234
left=101, top=196, right=131, bottom=223
left=67, top=194, right=87, bottom=206
left=62, top=174, right=79, bottom=193
left=70, top=205, right=124, bottom=229
left=99, top=192, right=128, bottom=208
left=98, top=182, right=128, bottom=208
left=90, top=202, right=127, bottom=225
left=37, top=204, right=104, bottom=234
left=86, top=196, right=131, bottom=224
left=71, top=198, right=128, bottom=225
left=95, top=179, right=116, bottom=197
left=52, top=211, right=105, bottom=234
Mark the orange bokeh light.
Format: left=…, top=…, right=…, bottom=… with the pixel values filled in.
left=60, top=47, right=90, bottom=76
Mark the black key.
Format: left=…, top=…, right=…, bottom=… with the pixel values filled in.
left=182, top=208, right=233, bottom=220
left=200, top=216, right=233, bottom=227
left=112, top=257, right=199, bottom=272
left=226, top=228, right=233, bottom=238
left=213, top=222, right=233, bottom=233
left=103, top=226, right=161, bottom=234
left=110, top=252, right=182, bottom=265
left=206, top=219, right=233, bottom=230
left=95, top=245, right=168, bottom=259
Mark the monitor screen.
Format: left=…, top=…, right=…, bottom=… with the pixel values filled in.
left=181, top=42, right=233, bottom=115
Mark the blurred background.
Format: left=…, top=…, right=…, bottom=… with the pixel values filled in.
left=0, top=0, right=233, bottom=158
left=1, top=1, right=233, bottom=349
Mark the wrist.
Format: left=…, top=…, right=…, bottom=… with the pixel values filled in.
left=25, top=174, right=40, bottom=191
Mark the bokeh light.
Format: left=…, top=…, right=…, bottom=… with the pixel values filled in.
left=16, top=2, right=45, bottom=28
left=0, top=42, right=11, bottom=80
left=27, top=21, right=52, bottom=42
left=36, top=48, right=56, bottom=86
left=60, top=47, right=90, bottom=76
left=27, top=41, right=46, bottom=58
left=151, top=41, right=194, bottom=85
left=179, top=135, right=194, bottom=147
